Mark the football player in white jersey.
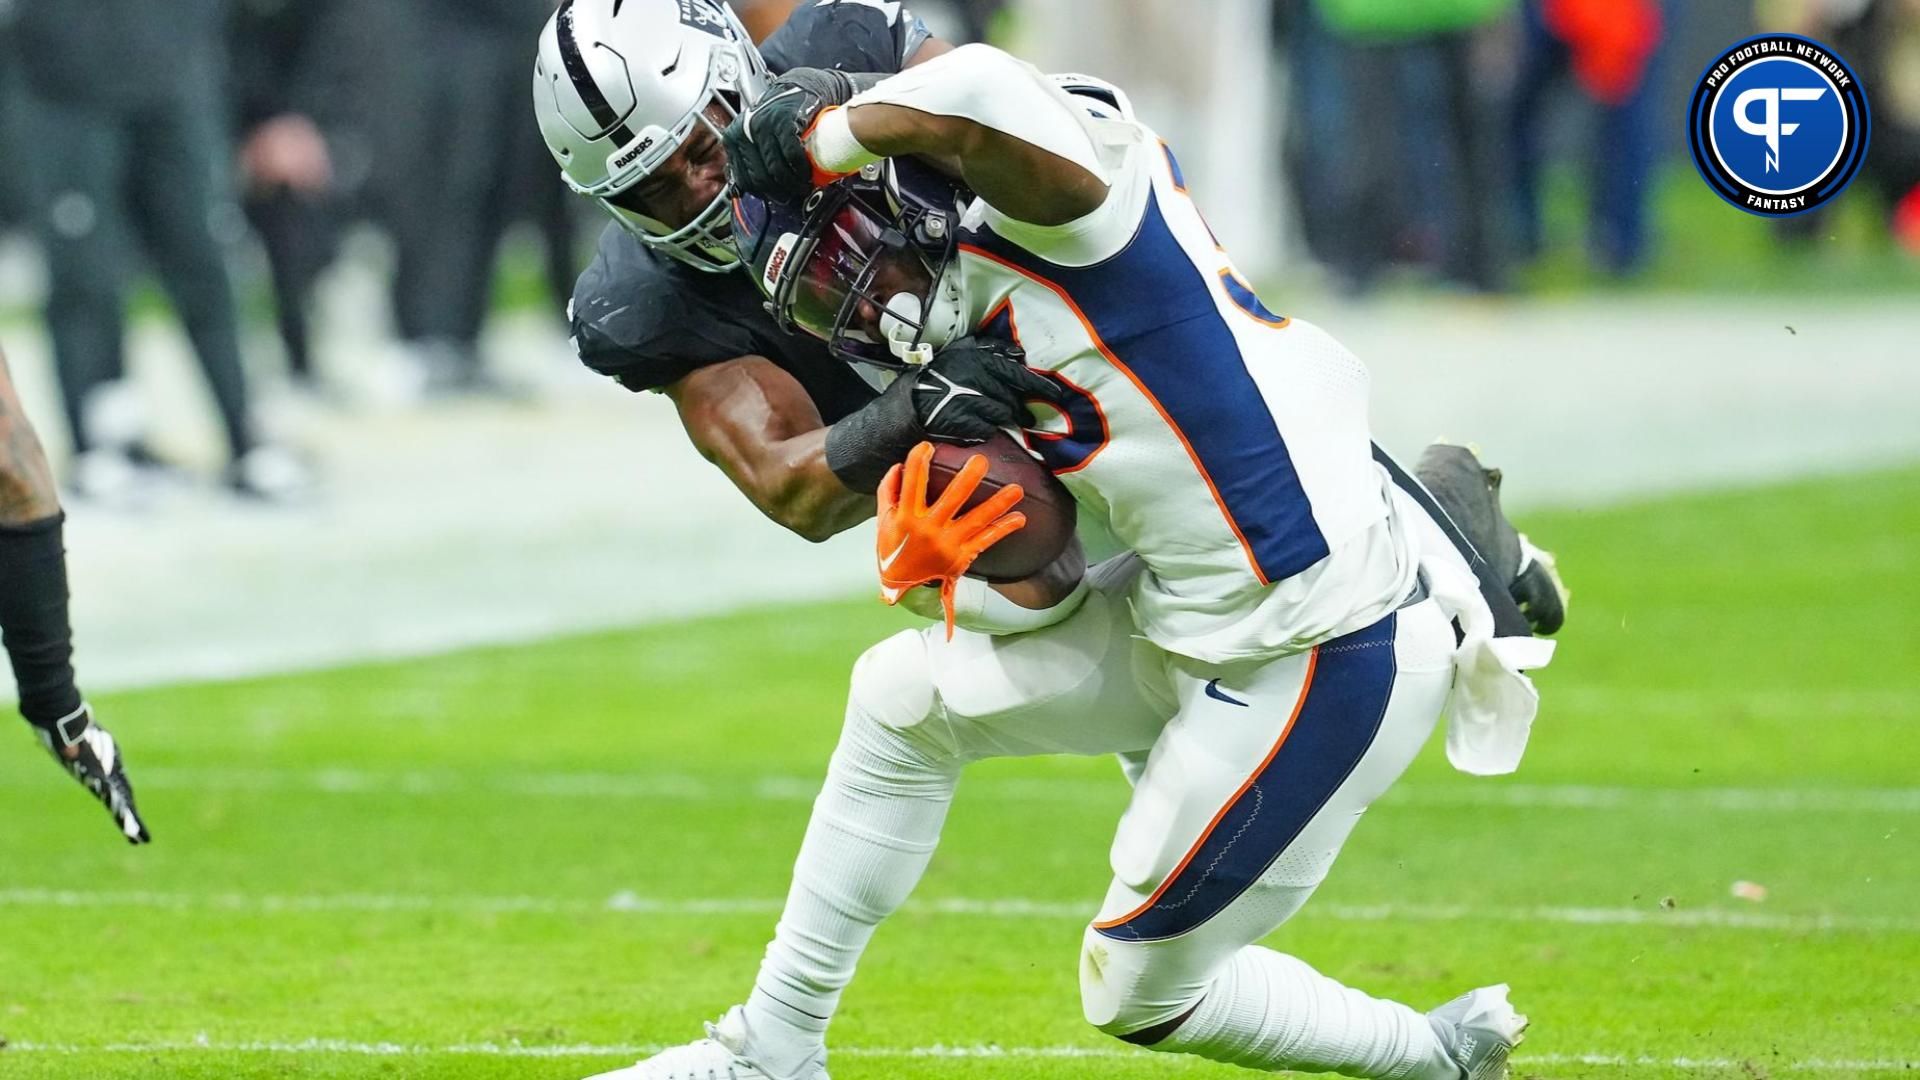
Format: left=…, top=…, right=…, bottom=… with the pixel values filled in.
left=578, top=44, right=1557, bottom=1080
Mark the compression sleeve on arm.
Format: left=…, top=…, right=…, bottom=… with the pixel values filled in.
left=810, top=44, right=1110, bottom=182
left=0, top=514, right=83, bottom=727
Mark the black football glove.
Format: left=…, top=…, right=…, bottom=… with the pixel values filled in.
left=32, top=704, right=151, bottom=844
left=919, top=337, right=1065, bottom=439
left=824, top=336, right=1065, bottom=492
left=723, top=68, right=877, bottom=203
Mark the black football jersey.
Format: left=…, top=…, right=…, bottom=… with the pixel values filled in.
left=567, top=0, right=932, bottom=422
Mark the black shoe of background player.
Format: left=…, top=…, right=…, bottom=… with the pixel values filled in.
left=1415, top=442, right=1569, bottom=636
left=32, top=704, right=152, bottom=844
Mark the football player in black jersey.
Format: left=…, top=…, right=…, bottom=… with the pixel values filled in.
left=537, top=0, right=992, bottom=540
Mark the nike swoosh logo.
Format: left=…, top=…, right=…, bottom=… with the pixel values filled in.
left=879, top=537, right=910, bottom=572
left=1204, top=679, right=1249, bottom=707
left=914, top=371, right=983, bottom=427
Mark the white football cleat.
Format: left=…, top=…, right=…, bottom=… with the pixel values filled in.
left=583, top=1006, right=828, bottom=1080
left=1427, top=983, right=1528, bottom=1080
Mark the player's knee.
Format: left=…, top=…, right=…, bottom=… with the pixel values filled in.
left=837, top=631, right=957, bottom=788
left=847, top=630, right=935, bottom=734
left=1077, top=927, right=1203, bottom=1044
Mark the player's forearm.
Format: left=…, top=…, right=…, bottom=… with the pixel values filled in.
left=0, top=350, right=60, bottom=525
left=670, top=358, right=875, bottom=543
left=841, top=107, right=1100, bottom=226
left=820, top=45, right=1109, bottom=225
left=992, top=535, right=1086, bottom=610
left=731, top=428, right=874, bottom=543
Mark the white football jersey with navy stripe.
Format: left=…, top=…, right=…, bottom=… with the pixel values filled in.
left=948, top=84, right=1420, bottom=662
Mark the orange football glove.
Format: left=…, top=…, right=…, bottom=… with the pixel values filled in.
left=876, top=442, right=1028, bottom=639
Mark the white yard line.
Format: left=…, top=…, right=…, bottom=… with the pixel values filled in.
left=127, top=766, right=1920, bottom=814
left=1, top=887, right=1911, bottom=933
left=3, top=1038, right=1913, bottom=1072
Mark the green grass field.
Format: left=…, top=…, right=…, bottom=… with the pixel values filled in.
left=3, top=468, right=1918, bottom=1079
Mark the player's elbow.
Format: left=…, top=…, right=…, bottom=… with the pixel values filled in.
left=781, top=510, right=841, bottom=545
left=764, top=481, right=859, bottom=544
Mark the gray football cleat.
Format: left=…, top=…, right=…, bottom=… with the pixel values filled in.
left=1512, top=532, right=1568, bottom=637
left=1427, top=983, right=1529, bottom=1080
left=1414, top=442, right=1569, bottom=635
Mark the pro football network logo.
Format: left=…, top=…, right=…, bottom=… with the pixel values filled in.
left=1688, top=34, right=1870, bottom=217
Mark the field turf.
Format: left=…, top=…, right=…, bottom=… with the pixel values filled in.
left=2, top=468, right=1917, bottom=1078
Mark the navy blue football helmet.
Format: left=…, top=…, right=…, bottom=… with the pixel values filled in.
left=734, top=159, right=972, bottom=370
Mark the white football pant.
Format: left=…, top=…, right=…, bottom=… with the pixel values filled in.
left=744, top=554, right=1460, bottom=1079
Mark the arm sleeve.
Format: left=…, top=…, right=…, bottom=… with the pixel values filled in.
left=760, top=0, right=932, bottom=75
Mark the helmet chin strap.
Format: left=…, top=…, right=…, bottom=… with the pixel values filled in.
left=881, top=294, right=935, bottom=366
left=879, top=275, right=968, bottom=366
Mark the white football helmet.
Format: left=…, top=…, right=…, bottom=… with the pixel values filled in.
left=533, top=0, right=769, bottom=273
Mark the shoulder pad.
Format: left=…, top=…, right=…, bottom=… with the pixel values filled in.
left=761, top=0, right=930, bottom=75
left=569, top=226, right=758, bottom=392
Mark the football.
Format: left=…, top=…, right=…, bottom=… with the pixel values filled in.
left=925, top=434, right=1077, bottom=582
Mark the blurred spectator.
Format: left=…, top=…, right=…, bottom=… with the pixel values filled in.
left=231, top=0, right=381, bottom=396
left=7, top=0, right=310, bottom=500
left=381, top=0, right=576, bottom=400
left=733, top=0, right=1006, bottom=44
left=947, top=0, right=1013, bottom=43
left=1873, top=0, right=1920, bottom=253
left=1019, top=0, right=1286, bottom=278
left=0, top=5, right=28, bottom=233
left=1286, top=0, right=1513, bottom=292
left=1508, top=0, right=1665, bottom=275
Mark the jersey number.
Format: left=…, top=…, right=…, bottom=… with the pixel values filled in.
left=981, top=299, right=1112, bottom=474
left=1021, top=370, right=1109, bottom=474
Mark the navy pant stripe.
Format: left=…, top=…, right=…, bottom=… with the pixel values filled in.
left=1096, top=612, right=1400, bottom=943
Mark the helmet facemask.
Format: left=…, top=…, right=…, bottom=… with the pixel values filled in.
left=592, top=92, right=746, bottom=273
left=746, top=175, right=967, bottom=370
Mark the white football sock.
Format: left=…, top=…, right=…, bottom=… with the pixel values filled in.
left=742, top=699, right=959, bottom=1077
left=1154, top=946, right=1458, bottom=1080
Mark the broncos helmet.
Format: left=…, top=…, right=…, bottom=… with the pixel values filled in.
left=736, top=159, right=974, bottom=370
left=534, top=0, right=768, bottom=273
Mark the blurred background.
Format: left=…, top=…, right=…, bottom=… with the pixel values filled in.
left=0, top=0, right=1916, bottom=694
